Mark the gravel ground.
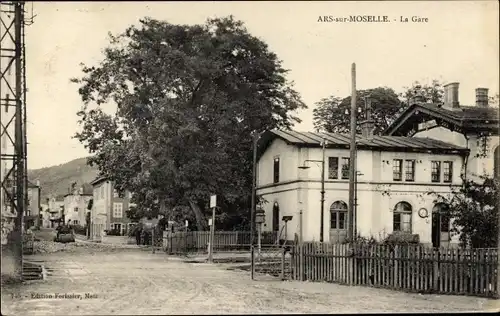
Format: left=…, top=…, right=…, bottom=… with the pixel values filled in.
left=1, top=245, right=498, bottom=315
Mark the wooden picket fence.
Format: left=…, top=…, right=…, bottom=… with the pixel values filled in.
left=290, top=242, right=499, bottom=298
left=164, top=230, right=279, bottom=254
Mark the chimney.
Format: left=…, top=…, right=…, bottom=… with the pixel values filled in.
left=475, top=88, right=489, bottom=107
left=360, top=97, right=375, bottom=137
left=443, top=82, right=460, bottom=109
left=36, top=179, right=40, bottom=187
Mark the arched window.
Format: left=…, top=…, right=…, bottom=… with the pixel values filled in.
left=272, top=202, right=280, bottom=232
left=393, top=202, right=412, bottom=233
left=494, top=146, right=499, bottom=180
left=330, top=201, right=348, bottom=230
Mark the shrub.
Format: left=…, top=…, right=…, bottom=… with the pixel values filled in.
left=383, top=231, right=420, bottom=246
left=72, top=224, right=87, bottom=235
left=104, top=228, right=122, bottom=236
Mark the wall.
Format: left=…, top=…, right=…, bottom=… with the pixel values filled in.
left=257, top=138, right=300, bottom=186
left=256, top=140, right=464, bottom=246
left=27, top=186, right=41, bottom=227
left=414, top=126, right=499, bottom=180
left=91, top=181, right=109, bottom=240
left=64, top=194, right=92, bottom=226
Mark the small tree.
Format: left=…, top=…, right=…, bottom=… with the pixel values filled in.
left=431, top=175, right=498, bottom=249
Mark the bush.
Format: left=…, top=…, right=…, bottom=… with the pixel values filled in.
left=383, top=231, right=420, bottom=245
left=73, top=224, right=87, bottom=235
left=127, top=224, right=141, bottom=237
left=104, top=228, right=122, bottom=236
left=342, top=233, right=379, bottom=246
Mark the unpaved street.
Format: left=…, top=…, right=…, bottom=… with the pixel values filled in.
left=1, top=248, right=498, bottom=315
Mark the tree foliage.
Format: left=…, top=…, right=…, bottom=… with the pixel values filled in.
left=400, top=79, right=444, bottom=107
left=312, top=80, right=446, bottom=135
left=71, top=16, right=305, bottom=231
left=312, top=87, right=402, bottom=134
left=431, top=176, right=498, bottom=248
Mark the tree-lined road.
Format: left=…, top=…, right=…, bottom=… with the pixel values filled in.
left=1, top=248, right=496, bottom=315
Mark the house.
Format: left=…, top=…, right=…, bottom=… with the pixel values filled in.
left=256, top=128, right=468, bottom=247
left=40, top=203, right=50, bottom=228
left=25, top=180, right=41, bottom=229
left=89, top=176, right=133, bottom=241
left=63, top=183, right=93, bottom=226
left=47, top=195, right=64, bottom=228
left=384, top=83, right=499, bottom=180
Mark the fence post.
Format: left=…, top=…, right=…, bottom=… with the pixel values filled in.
left=433, top=248, right=439, bottom=291
left=281, top=247, right=285, bottom=280
left=152, top=228, right=155, bottom=254
left=251, top=245, right=255, bottom=280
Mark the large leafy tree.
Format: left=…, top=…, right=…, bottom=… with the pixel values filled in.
left=72, top=16, right=305, bottom=230
left=312, top=87, right=402, bottom=134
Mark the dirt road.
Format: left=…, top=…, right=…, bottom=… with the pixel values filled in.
left=1, top=248, right=497, bottom=315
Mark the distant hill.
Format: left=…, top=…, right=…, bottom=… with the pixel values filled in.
left=28, top=157, right=99, bottom=201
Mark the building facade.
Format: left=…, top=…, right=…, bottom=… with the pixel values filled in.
left=25, top=180, right=41, bottom=229
left=90, top=177, right=133, bottom=240
left=385, top=83, right=499, bottom=180
left=63, top=184, right=92, bottom=226
left=47, top=196, right=64, bottom=228
left=256, top=130, right=468, bottom=247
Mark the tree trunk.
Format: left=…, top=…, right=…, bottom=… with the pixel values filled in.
left=189, top=200, right=207, bottom=231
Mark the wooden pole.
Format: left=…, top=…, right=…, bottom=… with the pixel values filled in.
left=250, top=132, right=258, bottom=248
left=497, top=182, right=500, bottom=296
left=208, top=207, right=215, bottom=263
left=347, top=63, right=357, bottom=241
left=299, top=210, right=303, bottom=244
left=320, top=139, right=326, bottom=242
left=152, top=227, right=155, bottom=254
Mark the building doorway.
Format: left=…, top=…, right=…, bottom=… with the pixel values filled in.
left=329, top=201, right=348, bottom=243
left=432, top=203, right=451, bottom=248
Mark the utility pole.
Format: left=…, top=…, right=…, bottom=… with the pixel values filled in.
left=347, top=63, right=357, bottom=241
left=250, top=132, right=258, bottom=248
left=320, top=138, right=326, bottom=242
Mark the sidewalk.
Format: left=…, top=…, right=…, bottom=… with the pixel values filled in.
left=74, top=234, right=141, bottom=249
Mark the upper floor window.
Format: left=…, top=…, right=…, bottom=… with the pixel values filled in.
left=273, top=157, right=280, bottom=183
left=328, top=157, right=339, bottom=179
left=405, top=160, right=415, bottom=182
left=393, top=159, right=402, bottom=181
left=341, top=157, right=350, bottom=179
left=74, top=207, right=79, bottom=213
left=113, top=203, right=123, bottom=218
left=443, top=161, right=453, bottom=183
left=113, top=189, right=119, bottom=198
left=431, top=161, right=441, bottom=183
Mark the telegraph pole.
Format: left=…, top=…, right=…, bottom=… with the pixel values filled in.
left=319, top=138, right=326, bottom=242
left=347, top=63, right=357, bottom=241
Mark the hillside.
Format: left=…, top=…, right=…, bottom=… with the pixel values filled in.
left=28, top=157, right=99, bottom=200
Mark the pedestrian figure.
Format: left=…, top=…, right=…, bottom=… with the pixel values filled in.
left=135, top=225, right=142, bottom=245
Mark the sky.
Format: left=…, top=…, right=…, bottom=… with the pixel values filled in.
left=16, top=1, right=500, bottom=169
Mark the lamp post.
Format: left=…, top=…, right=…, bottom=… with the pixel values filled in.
left=298, top=138, right=327, bottom=242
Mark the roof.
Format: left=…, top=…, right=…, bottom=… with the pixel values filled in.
left=258, top=130, right=468, bottom=159
left=27, top=180, right=40, bottom=189
left=384, top=103, right=499, bottom=136
left=90, top=176, right=109, bottom=186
